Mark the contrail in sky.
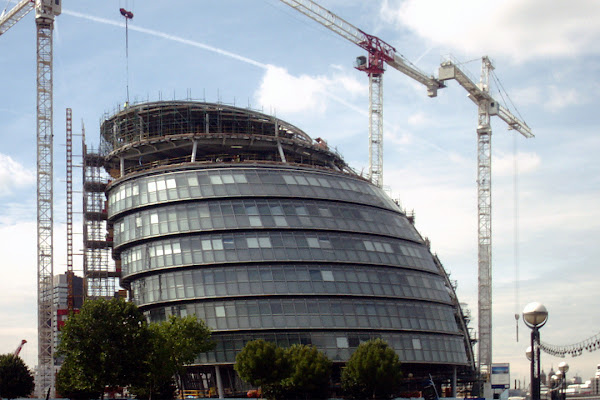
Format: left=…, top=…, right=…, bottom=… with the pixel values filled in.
left=63, top=9, right=455, bottom=158
left=63, top=9, right=366, bottom=115
left=63, top=10, right=269, bottom=70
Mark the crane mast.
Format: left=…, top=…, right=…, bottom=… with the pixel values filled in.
left=439, top=56, right=532, bottom=388
left=278, top=0, right=443, bottom=187
left=36, top=0, right=60, bottom=397
left=476, top=57, right=493, bottom=382
left=1, top=0, right=59, bottom=396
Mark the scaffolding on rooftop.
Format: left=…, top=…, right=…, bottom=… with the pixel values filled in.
left=100, top=101, right=357, bottom=180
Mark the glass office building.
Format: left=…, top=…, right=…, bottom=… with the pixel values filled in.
left=101, top=101, right=475, bottom=395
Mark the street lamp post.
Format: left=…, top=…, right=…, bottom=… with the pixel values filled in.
left=551, top=374, right=560, bottom=400
left=558, top=362, right=569, bottom=400
left=523, top=302, right=548, bottom=400
left=555, top=371, right=563, bottom=400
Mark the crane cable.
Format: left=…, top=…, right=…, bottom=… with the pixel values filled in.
left=119, top=3, right=134, bottom=106
left=493, top=67, right=599, bottom=354
left=491, top=70, right=528, bottom=125
left=513, top=132, right=520, bottom=342
left=490, top=68, right=524, bottom=342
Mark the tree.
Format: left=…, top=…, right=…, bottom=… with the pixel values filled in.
left=56, top=298, right=151, bottom=399
left=234, top=340, right=292, bottom=399
left=0, top=353, right=34, bottom=399
left=341, top=339, right=402, bottom=399
left=282, top=344, right=332, bottom=399
left=131, top=315, right=214, bottom=400
left=55, top=357, right=103, bottom=400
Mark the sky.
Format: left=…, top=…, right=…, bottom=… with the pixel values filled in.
left=0, top=0, right=599, bottom=387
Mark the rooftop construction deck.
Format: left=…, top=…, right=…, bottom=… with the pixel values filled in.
left=100, top=101, right=357, bottom=179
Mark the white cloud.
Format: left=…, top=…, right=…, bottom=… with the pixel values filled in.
left=493, top=151, right=541, bottom=177
left=255, top=65, right=367, bottom=115
left=519, top=192, right=600, bottom=233
left=385, top=168, right=476, bottom=258
left=407, top=111, right=427, bottom=126
left=511, top=86, right=542, bottom=107
left=381, top=0, right=600, bottom=62
left=387, top=131, right=413, bottom=147
left=0, top=220, right=37, bottom=367
left=506, top=84, right=583, bottom=111
left=544, top=86, right=583, bottom=111
left=0, top=154, right=35, bottom=195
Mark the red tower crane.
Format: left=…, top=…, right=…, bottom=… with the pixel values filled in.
left=278, top=0, right=444, bottom=188
left=13, top=339, right=27, bottom=357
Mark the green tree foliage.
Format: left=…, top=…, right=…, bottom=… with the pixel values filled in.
left=341, top=339, right=402, bottom=399
left=0, top=354, right=34, bottom=399
left=55, top=357, right=103, bottom=400
left=282, top=344, right=332, bottom=399
left=56, top=298, right=151, bottom=399
left=131, top=315, right=214, bottom=400
left=234, top=339, right=291, bottom=398
left=235, top=341, right=332, bottom=400
left=151, top=314, right=214, bottom=377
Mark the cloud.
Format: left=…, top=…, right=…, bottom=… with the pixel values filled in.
left=385, top=167, right=476, bottom=258
left=502, top=84, right=583, bottom=111
left=544, top=86, right=583, bottom=111
left=255, top=65, right=367, bottom=115
left=493, top=151, right=541, bottom=177
left=407, top=111, right=427, bottom=126
left=0, top=219, right=37, bottom=368
left=0, top=154, right=35, bottom=195
left=510, top=86, right=542, bottom=107
left=381, top=0, right=600, bottom=62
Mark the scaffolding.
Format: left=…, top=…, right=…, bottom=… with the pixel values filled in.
left=82, top=126, right=119, bottom=298
left=100, top=101, right=357, bottom=179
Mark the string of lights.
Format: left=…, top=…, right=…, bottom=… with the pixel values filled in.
left=540, top=332, right=600, bottom=358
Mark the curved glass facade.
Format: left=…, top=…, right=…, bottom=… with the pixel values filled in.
left=129, top=264, right=451, bottom=306
left=103, top=101, right=474, bottom=393
left=107, top=167, right=400, bottom=217
left=110, top=165, right=469, bottom=365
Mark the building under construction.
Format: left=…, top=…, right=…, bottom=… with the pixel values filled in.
left=89, top=100, right=475, bottom=397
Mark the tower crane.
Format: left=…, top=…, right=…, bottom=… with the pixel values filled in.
left=0, top=0, right=61, bottom=397
left=278, top=0, right=533, bottom=391
left=278, top=0, right=444, bottom=188
left=438, top=57, right=533, bottom=390
left=13, top=339, right=27, bottom=357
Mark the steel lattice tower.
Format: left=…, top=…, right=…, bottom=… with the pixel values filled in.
left=368, top=73, right=384, bottom=188
left=477, top=57, right=493, bottom=382
left=66, top=109, right=75, bottom=313
left=36, top=14, right=54, bottom=398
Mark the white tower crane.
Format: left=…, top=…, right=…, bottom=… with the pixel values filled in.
left=278, top=0, right=444, bottom=188
left=439, top=57, right=533, bottom=391
left=0, top=0, right=60, bottom=397
left=278, top=1, right=534, bottom=391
